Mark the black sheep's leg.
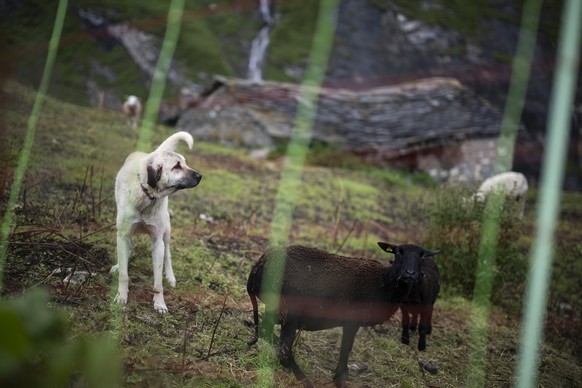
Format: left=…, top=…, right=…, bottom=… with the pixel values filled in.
left=333, top=324, right=359, bottom=388
left=400, top=305, right=411, bottom=345
left=278, top=318, right=312, bottom=387
left=418, top=327, right=427, bottom=351
left=417, top=305, right=429, bottom=352
left=410, top=305, right=419, bottom=332
left=427, top=305, right=434, bottom=335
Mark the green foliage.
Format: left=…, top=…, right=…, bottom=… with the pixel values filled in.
left=175, top=16, right=236, bottom=84
left=2, top=0, right=236, bottom=103
left=265, top=0, right=321, bottom=81
left=270, top=140, right=435, bottom=188
left=305, top=143, right=367, bottom=169
left=422, top=185, right=529, bottom=311
left=1, top=0, right=325, bottom=103
left=549, top=192, right=582, bottom=315
left=0, top=289, right=120, bottom=387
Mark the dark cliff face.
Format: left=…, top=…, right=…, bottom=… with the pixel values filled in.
left=325, top=0, right=562, bottom=135
left=326, top=0, right=466, bottom=86
left=323, top=0, right=581, bottom=189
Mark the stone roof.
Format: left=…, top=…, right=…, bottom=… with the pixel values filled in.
left=177, top=76, right=505, bottom=154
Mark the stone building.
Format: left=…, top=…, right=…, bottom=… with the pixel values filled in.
left=177, top=76, right=512, bottom=184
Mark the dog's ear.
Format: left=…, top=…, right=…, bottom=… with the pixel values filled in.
left=147, top=164, right=163, bottom=188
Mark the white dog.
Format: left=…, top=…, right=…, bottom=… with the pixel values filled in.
left=111, top=131, right=202, bottom=313
left=122, top=95, right=142, bottom=128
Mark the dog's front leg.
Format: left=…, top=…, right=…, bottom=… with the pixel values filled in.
left=152, top=237, right=168, bottom=314
left=113, top=231, right=131, bottom=305
left=163, top=230, right=176, bottom=288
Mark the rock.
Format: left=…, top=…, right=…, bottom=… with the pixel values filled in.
left=62, top=269, right=95, bottom=284
left=419, top=360, right=439, bottom=375
left=199, top=214, right=214, bottom=223
left=348, top=362, right=368, bottom=376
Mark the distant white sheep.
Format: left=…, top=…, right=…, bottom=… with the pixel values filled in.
left=470, top=171, right=529, bottom=218
left=122, top=95, right=142, bottom=128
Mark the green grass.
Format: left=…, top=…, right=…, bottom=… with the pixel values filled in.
left=1, top=80, right=581, bottom=387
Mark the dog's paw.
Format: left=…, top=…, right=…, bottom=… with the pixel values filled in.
left=113, top=291, right=128, bottom=305
left=110, top=264, right=119, bottom=274
left=154, top=303, right=168, bottom=314
left=153, top=294, right=168, bottom=314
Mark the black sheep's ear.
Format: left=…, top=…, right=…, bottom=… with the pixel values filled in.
left=147, top=164, right=163, bottom=188
left=424, top=249, right=440, bottom=257
left=378, top=242, right=398, bottom=254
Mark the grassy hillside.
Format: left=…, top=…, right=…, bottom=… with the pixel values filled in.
left=1, top=0, right=321, bottom=105
left=1, top=81, right=581, bottom=386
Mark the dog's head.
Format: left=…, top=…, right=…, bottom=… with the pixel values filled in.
left=145, top=151, right=202, bottom=196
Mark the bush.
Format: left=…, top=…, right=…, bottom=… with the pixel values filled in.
left=422, top=185, right=529, bottom=311
left=0, top=289, right=120, bottom=387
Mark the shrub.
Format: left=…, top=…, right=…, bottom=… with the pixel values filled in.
left=422, top=185, right=529, bottom=311
left=0, top=289, right=120, bottom=387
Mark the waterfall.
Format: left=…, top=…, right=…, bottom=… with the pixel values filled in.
left=248, top=0, right=275, bottom=82
left=259, top=0, right=273, bottom=25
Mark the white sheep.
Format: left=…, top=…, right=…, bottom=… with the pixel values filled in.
left=122, top=95, right=142, bottom=128
left=470, top=171, right=529, bottom=218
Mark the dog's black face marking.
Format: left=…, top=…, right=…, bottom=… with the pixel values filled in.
left=147, top=164, right=163, bottom=188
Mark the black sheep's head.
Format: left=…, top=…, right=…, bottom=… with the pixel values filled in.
left=378, top=242, right=439, bottom=284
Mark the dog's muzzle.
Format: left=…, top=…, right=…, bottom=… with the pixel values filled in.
left=177, top=170, right=202, bottom=190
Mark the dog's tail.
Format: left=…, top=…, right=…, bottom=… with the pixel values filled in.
left=155, top=131, right=194, bottom=152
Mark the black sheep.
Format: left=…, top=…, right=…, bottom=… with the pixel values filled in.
left=399, top=257, right=440, bottom=351
left=247, top=242, right=440, bottom=387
